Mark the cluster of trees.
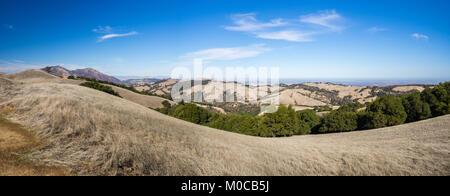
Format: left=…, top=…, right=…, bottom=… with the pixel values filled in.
left=80, top=81, right=121, bottom=97
left=319, top=82, right=449, bottom=133
left=158, top=82, right=450, bottom=137
left=158, top=102, right=320, bottom=137
left=71, top=76, right=140, bottom=93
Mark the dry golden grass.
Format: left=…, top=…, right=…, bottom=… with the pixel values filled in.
left=5, top=69, right=62, bottom=84
left=0, top=114, right=69, bottom=176
left=3, top=69, right=173, bottom=109
left=0, top=77, right=14, bottom=88
left=0, top=80, right=449, bottom=176
left=1, top=71, right=449, bottom=176
left=393, top=86, right=425, bottom=92
left=105, top=84, right=175, bottom=109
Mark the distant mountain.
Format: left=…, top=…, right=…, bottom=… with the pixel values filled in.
left=45, top=66, right=72, bottom=78
left=43, top=66, right=122, bottom=84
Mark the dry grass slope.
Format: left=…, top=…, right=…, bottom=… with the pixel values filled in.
left=2, top=70, right=173, bottom=109
left=106, top=84, right=175, bottom=109
left=0, top=78, right=449, bottom=176
left=5, top=69, right=62, bottom=84
left=0, top=115, right=69, bottom=176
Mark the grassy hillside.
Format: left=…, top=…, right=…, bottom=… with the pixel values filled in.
left=3, top=69, right=174, bottom=109
left=0, top=76, right=449, bottom=176
left=0, top=114, right=68, bottom=176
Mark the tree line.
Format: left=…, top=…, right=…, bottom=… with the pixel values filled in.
left=70, top=76, right=172, bottom=100
left=80, top=81, right=122, bottom=97
left=158, top=82, right=450, bottom=137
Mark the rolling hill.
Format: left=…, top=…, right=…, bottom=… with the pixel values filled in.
left=0, top=70, right=448, bottom=176
left=140, top=79, right=431, bottom=113
left=3, top=69, right=173, bottom=109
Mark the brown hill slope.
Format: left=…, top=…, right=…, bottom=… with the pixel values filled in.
left=3, top=70, right=172, bottom=109
left=106, top=84, right=175, bottom=108
left=0, top=115, right=69, bottom=176
left=0, top=80, right=448, bottom=176
left=0, top=77, right=14, bottom=88
left=5, top=69, right=62, bottom=83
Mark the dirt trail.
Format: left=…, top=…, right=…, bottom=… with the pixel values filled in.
left=0, top=116, right=68, bottom=176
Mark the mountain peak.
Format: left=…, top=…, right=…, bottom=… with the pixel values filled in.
left=44, top=66, right=122, bottom=84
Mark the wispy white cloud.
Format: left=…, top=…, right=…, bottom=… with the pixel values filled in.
left=411, top=33, right=429, bottom=40
left=98, top=31, right=138, bottom=42
left=367, top=27, right=387, bottom=33
left=300, top=10, right=344, bottom=32
left=93, top=26, right=138, bottom=42
left=224, top=13, right=287, bottom=32
left=256, top=31, right=314, bottom=42
left=182, top=44, right=270, bottom=61
left=93, top=25, right=112, bottom=33
left=224, top=10, right=345, bottom=42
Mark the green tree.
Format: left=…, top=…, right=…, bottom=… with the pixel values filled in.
left=260, top=105, right=300, bottom=137
left=421, top=82, right=450, bottom=117
left=296, top=109, right=320, bottom=134
left=363, top=95, right=407, bottom=129
left=171, top=103, right=211, bottom=125
left=80, top=82, right=121, bottom=97
left=338, top=102, right=364, bottom=112
left=401, top=92, right=432, bottom=122
left=318, top=110, right=358, bottom=133
left=157, top=100, right=172, bottom=114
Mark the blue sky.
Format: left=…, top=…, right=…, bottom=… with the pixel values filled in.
left=0, top=0, right=449, bottom=79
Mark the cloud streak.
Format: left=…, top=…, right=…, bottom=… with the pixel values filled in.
left=411, top=33, right=429, bottom=40
left=300, top=10, right=344, bottom=32
left=256, top=31, right=314, bottom=42
left=224, top=13, right=287, bottom=32
left=224, top=10, right=345, bottom=42
left=182, top=44, right=270, bottom=61
left=93, top=26, right=138, bottom=42
left=98, top=31, right=138, bottom=42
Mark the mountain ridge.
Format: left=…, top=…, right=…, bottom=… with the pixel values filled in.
left=44, top=66, right=123, bottom=84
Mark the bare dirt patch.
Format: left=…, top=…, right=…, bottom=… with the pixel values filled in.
left=0, top=115, right=69, bottom=176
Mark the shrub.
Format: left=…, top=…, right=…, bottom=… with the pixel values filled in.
left=208, top=114, right=261, bottom=136
left=80, top=82, right=121, bottom=97
left=421, top=82, right=450, bottom=117
left=338, top=102, right=364, bottom=112
left=260, top=105, right=300, bottom=137
left=401, top=92, right=432, bottom=122
left=157, top=100, right=172, bottom=114
left=296, top=109, right=320, bottom=133
left=318, top=110, right=358, bottom=133
left=171, top=103, right=211, bottom=125
left=363, top=95, right=407, bottom=129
